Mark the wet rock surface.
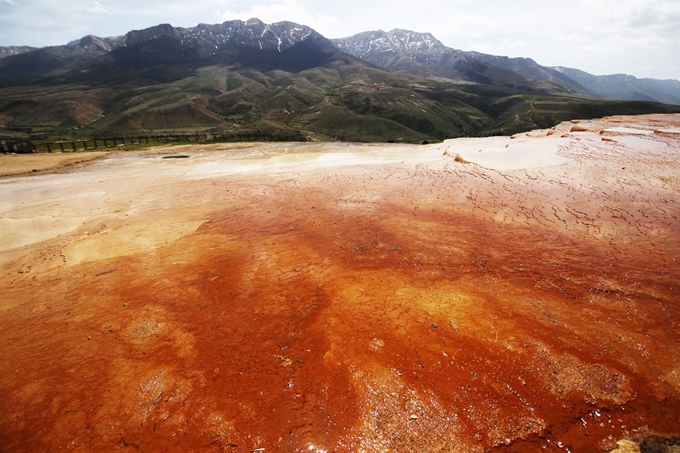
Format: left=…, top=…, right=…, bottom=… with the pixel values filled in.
left=1, top=115, right=679, bottom=452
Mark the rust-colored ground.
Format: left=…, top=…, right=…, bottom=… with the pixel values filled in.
left=1, top=115, right=679, bottom=452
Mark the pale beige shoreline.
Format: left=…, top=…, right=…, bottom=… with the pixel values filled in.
left=2, top=113, right=678, bottom=178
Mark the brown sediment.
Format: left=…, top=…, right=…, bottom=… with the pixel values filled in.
left=0, top=151, right=109, bottom=177
left=0, top=114, right=679, bottom=452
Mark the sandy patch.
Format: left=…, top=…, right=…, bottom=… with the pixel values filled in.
left=603, top=127, right=655, bottom=135
left=439, top=136, right=570, bottom=170
left=62, top=217, right=204, bottom=266
left=0, top=215, right=91, bottom=251
left=0, top=152, right=109, bottom=176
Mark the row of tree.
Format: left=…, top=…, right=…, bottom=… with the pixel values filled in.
left=26, top=130, right=308, bottom=152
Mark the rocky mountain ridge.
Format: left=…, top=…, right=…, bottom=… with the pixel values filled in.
left=0, top=46, right=37, bottom=59
left=2, top=20, right=678, bottom=104
left=333, top=29, right=448, bottom=61
left=333, top=28, right=680, bottom=105
left=552, top=66, right=680, bottom=105
left=0, top=19, right=678, bottom=142
left=0, top=18, right=325, bottom=59
left=0, top=19, right=335, bottom=86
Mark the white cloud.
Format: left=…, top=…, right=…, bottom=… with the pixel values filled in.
left=217, top=0, right=339, bottom=31
left=86, top=1, right=111, bottom=15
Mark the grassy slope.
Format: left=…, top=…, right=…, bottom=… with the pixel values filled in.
left=1, top=57, right=678, bottom=142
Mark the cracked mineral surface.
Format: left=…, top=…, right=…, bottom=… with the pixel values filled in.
left=1, top=114, right=679, bottom=452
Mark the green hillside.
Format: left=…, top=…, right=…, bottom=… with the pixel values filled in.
left=1, top=52, right=678, bottom=142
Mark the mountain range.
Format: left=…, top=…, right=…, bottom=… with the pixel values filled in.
left=332, top=29, right=680, bottom=105
left=1, top=19, right=678, bottom=142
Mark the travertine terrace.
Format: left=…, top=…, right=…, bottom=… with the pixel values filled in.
left=1, top=115, right=679, bottom=452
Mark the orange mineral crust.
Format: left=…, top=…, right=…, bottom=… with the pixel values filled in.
left=1, top=115, right=679, bottom=452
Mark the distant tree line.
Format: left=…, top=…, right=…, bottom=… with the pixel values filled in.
left=214, top=130, right=307, bottom=142
left=22, top=129, right=308, bottom=153
left=31, top=134, right=208, bottom=152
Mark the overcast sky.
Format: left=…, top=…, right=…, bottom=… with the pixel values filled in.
left=1, top=0, right=678, bottom=80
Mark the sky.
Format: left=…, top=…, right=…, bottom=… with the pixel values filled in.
left=1, top=0, right=678, bottom=80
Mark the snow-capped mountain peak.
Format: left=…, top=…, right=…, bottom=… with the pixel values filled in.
left=333, top=28, right=449, bottom=60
